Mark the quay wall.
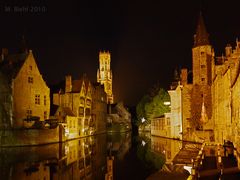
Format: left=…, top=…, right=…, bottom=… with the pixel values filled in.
left=0, top=127, right=62, bottom=147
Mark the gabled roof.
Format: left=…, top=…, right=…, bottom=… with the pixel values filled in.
left=72, top=79, right=83, bottom=92
left=71, top=74, right=92, bottom=93
left=0, top=52, right=28, bottom=80
left=52, top=105, right=75, bottom=117
left=62, top=107, right=75, bottom=116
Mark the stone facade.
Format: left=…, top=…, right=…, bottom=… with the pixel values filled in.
left=0, top=49, right=50, bottom=129
left=107, top=102, right=131, bottom=132
left=91, top=83, right=107, bottom=134
left=165, top=13, right=240, bottom=148
left=53, top=75, right=93, bottom=137
left=212, top=42, right=240, bottom=146
left=168, top=85, right=183, bottom=139
left=151, top=113, right=171, bottom=138
left=97, top=51, right=114, bottom=104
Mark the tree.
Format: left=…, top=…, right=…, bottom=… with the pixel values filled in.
left=135, top=87, right=170, bottom=127
left=136, top=94, right=151, bottom=126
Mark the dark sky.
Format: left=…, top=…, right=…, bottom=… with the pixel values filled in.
left=1, top=0, right=240, bottom=106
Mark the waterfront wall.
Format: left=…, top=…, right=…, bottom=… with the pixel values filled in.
left=0, top=127, right=61, bottom=146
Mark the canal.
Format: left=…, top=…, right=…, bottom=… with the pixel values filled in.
left=0, top=132, right=199, bottom=180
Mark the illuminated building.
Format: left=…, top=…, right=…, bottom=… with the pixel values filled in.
left=97, top=51, right=114, bottom=104
left=164, top=12, right=240, bottom=149
left=53, top=74, right=93, bottom=137
left=0, top=49, right=50, bottom=128
left=91, top=83, right=107, bottom=134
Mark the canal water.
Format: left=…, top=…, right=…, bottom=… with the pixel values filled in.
left=0, top=132, right=198, bottom=180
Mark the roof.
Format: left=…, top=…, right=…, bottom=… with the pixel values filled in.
left=0, top=52, right=28, bottom=80
left=50, top=104, right=59, bottom=116
left=62, top=107, right=75, bottom=116
left=194, top=13, right=210, bottom=47
left=72, top=79, right=83, bottom=92
left=52, top=105, right=75, bottom=117
left=71, top=74, right=91, bottom=93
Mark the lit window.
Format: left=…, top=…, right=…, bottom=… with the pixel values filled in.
left=28, top=77, right=33, bottom=83
left=44, top=96, right=47, bottom=105
left=44, top=111, right=47, bottom=119
left=35, top=95, right=40, bottom=105
left=79, top=107, right=84, bottom=116
left=26, top=110, right=32, bottom=118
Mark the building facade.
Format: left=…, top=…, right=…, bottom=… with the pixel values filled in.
left=53, top=75, right=93, bottom=137
left=97, top=51, right=114, bottom=104
left=164, top=13, right=240, bottom=149
left=91, top=83, right=107, bottom=134
left=0, top=49, right=50, bottom=129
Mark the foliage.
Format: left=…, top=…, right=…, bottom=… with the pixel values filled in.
left=136, top=136, right=165, bottom=170
left=135, top=86, right=170, bottom=127
left=136, top=95, right=151, bottom=125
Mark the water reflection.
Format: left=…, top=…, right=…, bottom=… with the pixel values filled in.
left=0, top=133, right=132, bottom=180
left=148, top=135, right=201, bottom=179
left=0, top=133, right=200, bottom=180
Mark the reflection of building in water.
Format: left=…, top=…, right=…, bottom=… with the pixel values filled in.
left=51, top=134, right=107, bottom=180
left=0, top=134, right=107, bottom=180
left=0, top=143, right=59, bottom=180
left=108, top=132, right=131, bottom=160
left=151, top=136, right=182, bottom=164
left=11, top=161, right=50, bottom=180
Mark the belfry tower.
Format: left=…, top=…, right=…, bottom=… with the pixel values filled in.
left=191, top=13, right=214, bottom=128
left=97, top=51, right=114, bottom=104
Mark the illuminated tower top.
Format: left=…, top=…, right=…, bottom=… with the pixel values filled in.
left=97, top=51, right=114, bottom=104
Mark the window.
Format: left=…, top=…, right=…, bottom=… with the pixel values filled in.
left=85, top=108, right=90, bottom=116
left=201, top=65, right=206, bottom=68
left=201, top=78, right=205, bottom=82
left=79, top=107, right=84, bottom=116
left=80, top=97, right=84, bottom=105
left=86, top=99, right=91, bottom=106
left=29, top=65, right=32, bottom=70
left=26, top=110, right=32, bottom=118
left=201, top=52, right=205, bottom=55
left=44, top=96, right=47, bottom=105
left=28, top=77, right=33, bottom=83
left=79, top=159, right=84, bottom=170
left=44, top=111, right=47, bottom=119
left=35, top=95, right=40, bottom=105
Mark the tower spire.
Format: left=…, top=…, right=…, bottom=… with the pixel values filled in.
left=19, top=34, right=28, bottom=53
left=194, top=12, right=210, bottom=47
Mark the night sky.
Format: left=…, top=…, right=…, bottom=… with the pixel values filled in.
left=1, top=0, right=240, bottom=106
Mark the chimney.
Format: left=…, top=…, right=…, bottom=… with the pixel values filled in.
left=225, top=44, right=232, bottom=57
left=180, top=68, right=188, bottom=85
left=65, top=75, right=72, bottom=93
left=1, top=48, right=8, bottom=61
